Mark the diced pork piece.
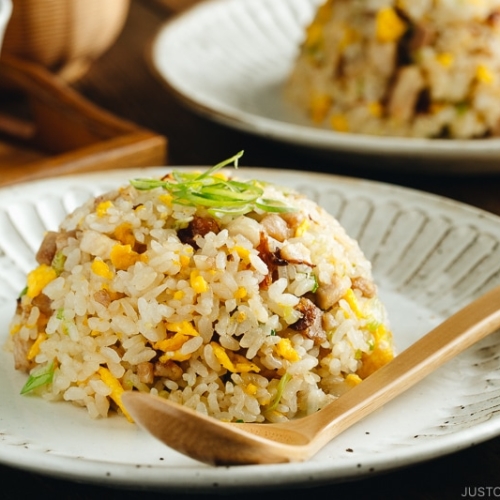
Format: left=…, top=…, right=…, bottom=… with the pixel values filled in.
left=388, top=66, right=425, bottom=122
left=279, top=242, right=313, bottom=267
left=31, top=293, right=53, bottom=317
left=154, top=360, right=183, bottom=380
left=178, top=215, right=220, bottom=248
left=36, top=231, right=58, bottom=265
left=281, top=211, right=306, bottom=234
left=315, top=276, right=347, bottom=310
left=93, top=289, right=112, bottom=307
left=137, top=362, right=154, bottom=384
left=408, top=23, right=436, bottom=51
left=260, top=214, right=291, bottom=242
left=257, top=232, right=287, bottom=289
left=368, top=41, right=396, bottom=77
left=352, top=276, right=376, bottom=298
left=12, top=335, right=35, bottom=372
left=291, top=297, right=327, bottom=344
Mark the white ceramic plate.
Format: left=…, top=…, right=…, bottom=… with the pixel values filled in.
left=1, top=167, right=500, bottom=491
left=150, top=0, right=500, bottom=173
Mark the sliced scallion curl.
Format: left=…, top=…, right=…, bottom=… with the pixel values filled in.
left=255, top=198, right=298, bottom=213
left=207, top=205, right=253, bottom=217
left=130, top=151, right=298, bottom=216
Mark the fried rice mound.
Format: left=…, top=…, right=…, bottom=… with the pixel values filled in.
left=7, top=160, right=393, bottom=423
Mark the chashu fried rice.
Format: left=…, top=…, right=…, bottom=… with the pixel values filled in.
left=286, top=0, right=500, bottom=139
left=7, top=154, right=393, bottom=423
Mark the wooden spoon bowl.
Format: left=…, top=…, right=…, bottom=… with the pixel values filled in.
left=123, top=285, right=500, bottom=466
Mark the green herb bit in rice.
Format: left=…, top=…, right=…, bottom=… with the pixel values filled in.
left=20, top=361, right=55, bottom=395
left=130, top=151, right=298, bottom=217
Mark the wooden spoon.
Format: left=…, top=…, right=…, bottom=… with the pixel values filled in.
left=122, top=285, right=500, bottom=466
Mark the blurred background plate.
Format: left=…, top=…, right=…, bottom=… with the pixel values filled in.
left=150, top=0, right=500, bottom=174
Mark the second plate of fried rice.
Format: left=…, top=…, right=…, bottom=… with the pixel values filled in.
left=150, top=0, right=500, bottom=172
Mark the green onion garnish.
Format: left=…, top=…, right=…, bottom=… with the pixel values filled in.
left=51, top=251, right=66, bottom=276
left=266, top=372, right=292, bottom=413
left=20, top=361, right=55, bottom=395
left=130, top=151, right=297, bottom=217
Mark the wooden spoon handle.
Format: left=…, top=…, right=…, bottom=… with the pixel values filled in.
left=306, top=285, right=500, bottom=452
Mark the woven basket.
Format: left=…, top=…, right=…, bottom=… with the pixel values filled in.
left=1, top=0, right=130, bottom=81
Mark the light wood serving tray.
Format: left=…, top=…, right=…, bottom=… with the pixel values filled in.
left=0, top=56, right=167, bottom=187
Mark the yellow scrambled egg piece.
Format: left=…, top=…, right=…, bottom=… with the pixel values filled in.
left=98, top=367, right=133, bottom=422
left=190, top=270, right=208, bottom=293
left=211, top=342, right=260, bottom=373
left=245, top=383, right=258, bottom=395
left=166, top=321, right=199, bottom=336
left=376, top=7, right=407, bottom=43
left=275, top=338, right=300, bottom=362
left=232, top=245, right=250, bottom=261
left=294, top=218, right=310, bottom=237
left=158, top=193, right=173, bottom=206
left=114, top=223, right=136, bottom=246
left=96, top=200, right=113, bottom=217
left=436, top=52, right=454, bottom=68
left=345, top=373, right=362, bottom=387
left=357, top=324, right=394, bottom=379
left=368, top=101, right=383, bottom=118
left=91, top=260, right=113, bottom=279
left=305, top=0, right=333, bottom=50
left=234, top=287, right=247, bottom=299
left=330, top=114, right=350, bottom=132
left=155, top=333, right=194, bottom=362
left=26, top=332, right=47, bottom=361
left=26, top=264, right=57, bottom=298
left=310, top=94, right=332, bottom=123
left=476, top=64, right=494, bottom=84
left=154, top=322, right=200, bottom=362
left=343, top=288, right=364, bottom=319
left=110, top=244, right=142, bottom=270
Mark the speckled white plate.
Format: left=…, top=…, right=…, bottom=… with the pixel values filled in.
left=1, top=167, right=500, bottom=491
left=150, top=0, right=500, bottom=173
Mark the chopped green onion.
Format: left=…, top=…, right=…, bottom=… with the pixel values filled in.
left=266, top=372, right=292, bottom=413
left=51, top=251, right=66, bottom=276
left=130, top=152, right=297, bottom=217
left=18, top=286, right=28, bottom=298
left=20, top=361, right=55, bottom=395
left=310, top=273, right=319, bottom=293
